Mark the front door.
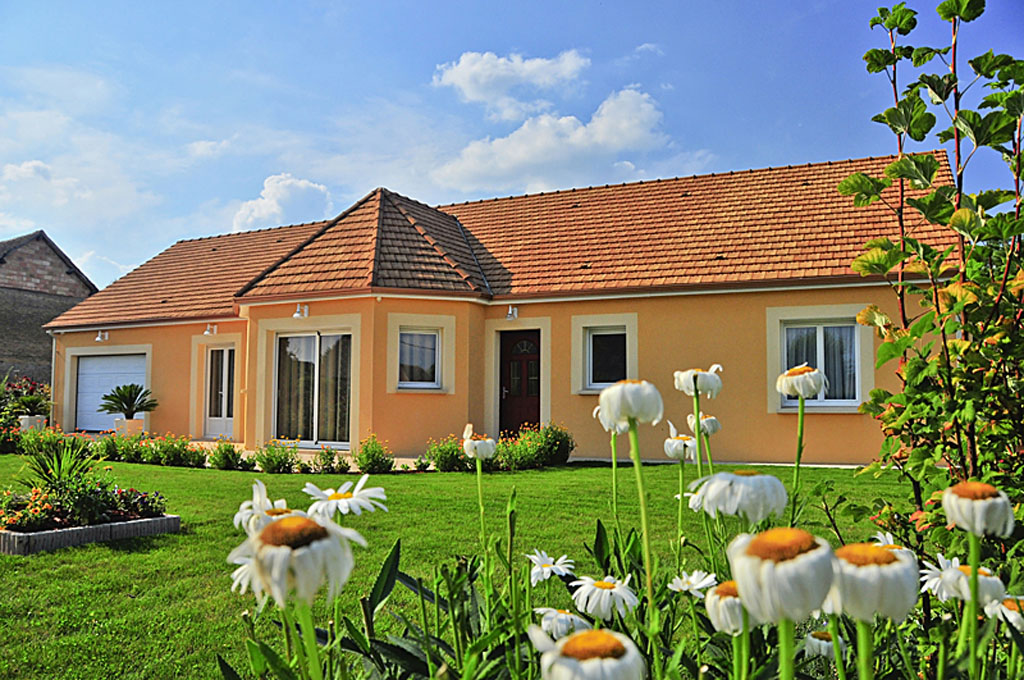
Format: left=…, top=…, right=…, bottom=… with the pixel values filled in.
left=205, top=347, right=235, bottom=438
left=499, top=330, right=540, bottom=435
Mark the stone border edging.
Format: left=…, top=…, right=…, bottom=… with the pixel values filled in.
left=0, top=514, right=180, bottom=555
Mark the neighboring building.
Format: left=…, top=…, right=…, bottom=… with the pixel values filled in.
left=0, top=231, right=97, bottom=383
left=44, top=153, right=956, bottom=462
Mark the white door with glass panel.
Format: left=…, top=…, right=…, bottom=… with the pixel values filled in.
left=205, top=347, right=235, bottom=438
left=274, top=333, right=351, bottom=446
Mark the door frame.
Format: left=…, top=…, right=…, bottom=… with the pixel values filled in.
left=190, top=331, right=242, bottom=440
left=204, top=345, right=236, bottom=438
left=483, top=316, right=551, bottom=438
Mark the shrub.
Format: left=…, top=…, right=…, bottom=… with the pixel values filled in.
left=0, top=488, right=57, bottom=532
left=51, top=471, right=117, bottom=525
left=208, top=441, right=255, bottom=471
left=311, top=445, right=349, bottom=474
left=0, top=426, right=19, bottom=454
left=112, top=486, right=166, bottom=517
left=20, top=431, right=94, bottom=489
left=414, top=454, right=430, bottom=472
left=426, top=434, right=471, bottom=472
left=147, top=435, right=206, bottom=468
left=355, top=434, right=394, bottom=474
left=539, top=422, right=575, bottom=466
left=495, top=428, right=547, bottom=471
left=91, top=433, right=121, bottom=462
left=116, top=433, right=145, bottom=463
left=98, top=383, right=158, bottom=419
left=255, top=440, right=299, bottom=474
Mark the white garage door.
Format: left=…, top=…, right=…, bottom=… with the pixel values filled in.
left=75, top=355, right=147, bottom=431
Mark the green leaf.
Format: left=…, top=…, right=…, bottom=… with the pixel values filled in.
left=864, top=48, right=897, bottom=74
left=936, top=0, right=986, bottom=22
left=368, top=539, right=401, bottom=617
left=884, top=154, right=940, bottom=189
left=342, top=616, right=372, bottom=655
left=955, top=109, right=1015, bottom=148
left=909, top=310, right=937, bottom=338
left=969, top=50, right=1014, bottom=78
left=949, top=207, right=983, bottom=239
left=852, top=247, right=908, bottom=276
left=396, top=570, right=449, bottom=611
left=877, top=337, right=913, bottom=368
left=837, top=172, right=892, bottom=206
left=912, top=46, right=950, bottom=67
left=876, top=93, right=936, bottom=141
left=246, top=638, right=268, bottom=676
left=907, top=186, right=956, bottom=225
left=588, top=519, right=611, bottom=574
left=885, top=3, right=918, bottom=34
left=258, top=642, right=300, bottom=680
left=857, top=304, right=892, bottom=331
left=919, top=73, right=957, bottom=104
left=217, top=654, right=244, bottom=680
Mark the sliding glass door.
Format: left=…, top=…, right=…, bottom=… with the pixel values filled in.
left=275, top=333, right=351, bottom=445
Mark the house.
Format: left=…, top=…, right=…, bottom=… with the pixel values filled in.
left=44, top=153, right=956, bottom=463
left=0, top=230, right=97, bottom=383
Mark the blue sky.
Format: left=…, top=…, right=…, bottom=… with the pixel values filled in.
left=1, top=1, right=1021, bottom=287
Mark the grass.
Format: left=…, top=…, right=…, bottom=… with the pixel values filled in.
left=0, top=453, right=913, bottom=679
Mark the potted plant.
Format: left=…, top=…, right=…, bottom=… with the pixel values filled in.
left=98, top=384, right=158, bottom=435
left=13, top=394, right=50, bottom=431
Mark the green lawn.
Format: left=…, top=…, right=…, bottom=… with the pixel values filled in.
left=0, top=455, right=911, bottom=679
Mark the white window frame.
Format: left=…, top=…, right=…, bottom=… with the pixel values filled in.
left=780, top=321, right=860, bottom=408
left=571, top=313, right=638, bottom=394
left=272, top=331, right=352, bottom=448
left=765, top=303, right=875, bottom=414
left=397, top=328, right=442, bottom=390
left=585, top=326, right=628, bottom=390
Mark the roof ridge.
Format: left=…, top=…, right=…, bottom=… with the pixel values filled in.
left=434, top=150, right=948, bottom=209
left=381, top=190, right=479, bottom=292
left=367, top=189, right=385, bottom=287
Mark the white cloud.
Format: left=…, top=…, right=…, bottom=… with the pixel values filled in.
left=433, top=87, right=667, bottom=193
left=433, top=50, right=589, bottom=121
left=232, top=173, right=334, bottom=232
left=635, top=43, right=664, bottom=56
left=0, top=212, right=36, bottom=233
left=187, top=138, right=233, bottom=159
left=0, top=66, right=117, bottom=115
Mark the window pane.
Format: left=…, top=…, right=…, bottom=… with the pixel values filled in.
left=591, top=332, right=626, bottom=384
left=823, top=326, right=856, bottom=400
left=276, top=336, right=315, bottom=440
left=318, top=334, right=351, bottom=443
left=399, top=332, right=437, bottom=384
left=784, top=327, right=818, bottom=402
left=208, top=349, right=223, bottom=418
left=225, top=349, right=235, bottom=418
left=510, top=361, right=521, bottom=395
left=527, top=360, right=539, bottom=396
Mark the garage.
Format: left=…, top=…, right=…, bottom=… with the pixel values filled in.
left=75, top=354, right=147, bottom=431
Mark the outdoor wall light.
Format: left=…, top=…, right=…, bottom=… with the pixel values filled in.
left=95, top=331, right=109, bottom=342
left=506, top=305, right=518, bottom=320
left=293, top=304, right=309, bottom=319
left=203, top=323, right=218, bottom=336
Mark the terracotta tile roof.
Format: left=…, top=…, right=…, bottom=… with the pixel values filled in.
left=440, top=152, right=957, bottom=297
left=45, top=221, right=324, bottom=328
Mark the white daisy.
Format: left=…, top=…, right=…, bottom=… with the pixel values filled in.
left=569, top=575, right=639, bottom=621
left=687, top=412, right=722, bottom=436
left=233, top=479, right=302, bottom=534
left=827, top=543, right=919, bottom=622
left=663, top=420, right=696, bottom=461
left=668, top=569, right=717, bottom=598
left=598, top=380, right=664, bottom=428
left=593, top=405, right=628, bottom=435
left=462, top=423, right=497, bottom=460
left=687, top=471, right=787, bottom=524
left=728, top=528, right=834, bottom=624
left=228, top=555, right=268, bottom=606
left=775, top=363, right=827, bottom=399
left=227, top=513, right=366, bottom=607
left=303, top=474, right=387, bottom=517
left=985, top=597, right=1024, bottom=634
left=919, top=553, right=964, bottom=602
left=804, top=630, right=845, bottom=660
left=674, top=364, right=724, bottom=398
left=526, top=549, right=575, bottom=586
left=534, top=607, right=592, bottom=638
left=528, top=625, right=645, bottom=680
left=951, top=565, right=1006, bottom=606
left=705, top=580, right=746, bottom=635
left=942, top=482, right=1015, bottom=537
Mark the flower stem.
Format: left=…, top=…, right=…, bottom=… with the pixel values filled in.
left=295, top=601, right=324, bottom=680
left=610, top=432, right=623, bottom=542
left=703, top=432, right=715, bottom=475
left=740, top=608, right=751, bottom=680
left=789, top=395, right=806, bottom=527
left=732, top=633, right=743, bottom=680
left=968, top=532, right=981, bottom=680
left=691, top=388, right=704, bottom=479
left=891, top=621, right=914, bottom=680
left=677, top=460, right=685, bottom=571
left=687, top=597, right=703, bottom=664
left=627, top=418, right=663, bottom=680
left=475, top=457, right=486, bottom=553
left=856, top=619, right=874, bottom=680
left=778, top=618, right=796, bottom=680
left=829, top=615, right=848, bottom=680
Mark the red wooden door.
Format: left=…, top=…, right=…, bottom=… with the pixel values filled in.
left=499, top=330, right=540, bottom=434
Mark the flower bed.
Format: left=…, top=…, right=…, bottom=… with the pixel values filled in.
left=0, top=514, right=180, bottom=555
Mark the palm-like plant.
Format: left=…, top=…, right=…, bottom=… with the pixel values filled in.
left=13, top=394, right=51, bottom=417
left=98, top=384, right=158, bottom=419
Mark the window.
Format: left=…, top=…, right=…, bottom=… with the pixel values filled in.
left=781, top=322, right=858, bottom=405
left=586, top=326, right=627, bottom=389
left=275, top=333, right=351, bottom=444
left=398, top=329, right=441, bottom=389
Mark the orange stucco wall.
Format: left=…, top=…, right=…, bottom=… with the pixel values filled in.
left=51, top=283, right=900, bottom=465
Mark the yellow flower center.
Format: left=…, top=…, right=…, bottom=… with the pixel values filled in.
left=673, top=435, right=694, bottom=441
left=557, top=609, right=572, bottom=615
left=618, top=379, right=644, bottom=385
left=785, top=365, right=817, bottom=376
left=732, top=469, right=761, bottom=477
left=835, top=543, right=897, bottom=566
left=880, top=543, right=905, bottom=551
left=746, top=528, right=817, bottom=563
left=592, top=580, right=617, bottom=590
left=265, top=508, right=293, bottom=516
left=810, top=631, right=833, bottom=642
left=950, top=481, right=1000, bottom=500
left=714, top=581, right=739, bottom=598
left=259, top=516, right=328, bottom=549
left=541, top=563, right=552, bottom=568
left=561, top=630, right=626, bottom=661
left=1003, top=599, right=1021, bottom=612
left=328, top=492, right=353, bottom=500
left=958, top=565, right=993, bottom=578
